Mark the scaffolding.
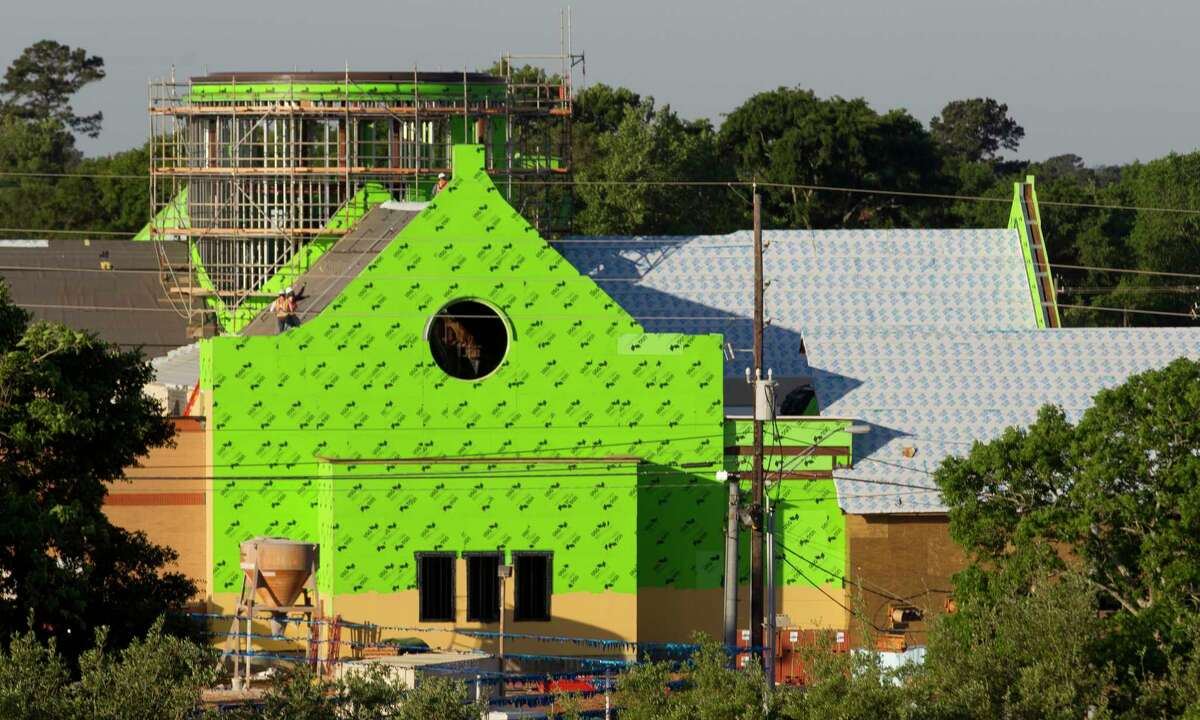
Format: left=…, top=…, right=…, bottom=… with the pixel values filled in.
left=148, top=34, right=579, bottom=335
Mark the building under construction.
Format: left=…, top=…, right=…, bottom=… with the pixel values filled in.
left=147, top=61, right=575, bottom=335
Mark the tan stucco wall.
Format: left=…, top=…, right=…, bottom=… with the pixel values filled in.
left=208, top=577, right=846, bottom=656
left=636, top=584, right=846, bottom=644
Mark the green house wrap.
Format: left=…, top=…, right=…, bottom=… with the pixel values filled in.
left=202, top=144, right=850, bottom=644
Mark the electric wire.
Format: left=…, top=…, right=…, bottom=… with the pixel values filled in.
left=5, top=254, right=1200, bottom=288
left=4, top=169, right=1200, bottom=217
left=9, top=298, right=1198, bottom=322
left=775, top=551, right=883, bottom=633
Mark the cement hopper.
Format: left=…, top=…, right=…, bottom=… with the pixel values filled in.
left=239, top=537, right=319, bottom=608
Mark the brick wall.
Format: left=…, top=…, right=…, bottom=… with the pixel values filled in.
left=107, top=417, right=208, bottom=597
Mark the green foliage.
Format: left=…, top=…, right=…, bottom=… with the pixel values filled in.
left=222, top=666, right=478, bottom=720
left=0, top=280, right=191, bottom=660
left=0, top=628, right=74, bottom=720
left=719, top=87, right=945, bottom=229
left=74, top=620, right=217, bottom=720
left=0, top=43, right=147, bottom=237
left=930, top=98, right=1024, bottom=163
left=617, top=635, right=773, bottom=720
left=0, top=40, right=105, bottom=138
left=245, top=667, right=336, bottom=720
left=0, top=619, right=215, bottom=720
left=935, top=358, right=1200, bottom=715
left=336, top=663, right=409, bottom=720
left=573, top=83, right=644, bottom=170
left=391, top=676, right=482, bottom=720
left=0, top=115, right=81, bottom=230
left=915, top=574, right=1115, bottom=720
left=575, top=100, right=735, bottom=235
left=777, top=631, right=910, bottom=720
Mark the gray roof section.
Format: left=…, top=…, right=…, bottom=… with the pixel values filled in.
left=150, top=342, right=201, bottom=387
left=557, top=228, right=1038, bottom=379
left=558, top=230, right=1200, bottom=515
left=806, top=327, right=1200, bottom=514
left=0, top=239, right=190, bottom=358
left=241, top=204, right=423, bottom=336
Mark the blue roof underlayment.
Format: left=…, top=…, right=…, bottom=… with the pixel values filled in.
left=558, top=229, right=1200, bottom=514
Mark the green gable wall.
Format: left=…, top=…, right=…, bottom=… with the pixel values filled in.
left=205, top=145, right=727, bottom=598
left=1009, top=176, right=1061, bottom=328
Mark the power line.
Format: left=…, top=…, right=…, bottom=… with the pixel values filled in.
left=774, top=550, right=883, bottom=632
left=4, top=168, right=1200, bottom=216
left=1050, top=262, right=1200, bottom=281
left=6, top=256, right=1200, bottom=289
left=0, top=170, right=148, bottom=180
left=10, top=297, right=1198, bottom=323
left=1056, top=303, right=1198, bottom=320
left=775, top=537, right=911, bottom=607
left=6, top=302, right=750, bottom=321
left=0, top=227, right=140, bottom=237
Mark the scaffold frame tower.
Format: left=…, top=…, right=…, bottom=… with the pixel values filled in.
left=148, top=21, right=580, bottom=336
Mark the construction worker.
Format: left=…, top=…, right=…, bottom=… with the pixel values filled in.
left=433, top=172, right=449, bottom=196
left=285, top=286, right=301, bottom=328
left=271, top=290, right=290, bottom=333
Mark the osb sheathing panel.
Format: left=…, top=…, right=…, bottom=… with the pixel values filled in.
left=845, top=514, right=965, bottom=647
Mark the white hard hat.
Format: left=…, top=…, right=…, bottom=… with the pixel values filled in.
left=285, top=286, right=294, bottom=294
left=438, top=173, right=447, bottom=179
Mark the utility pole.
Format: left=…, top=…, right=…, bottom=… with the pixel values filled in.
left=722, top=471, right=739, bottom=664
left=750, top=189, right=766, bottom=666
left=764, top=492, right=776, bottom=689
left=498, top=559, right=512, bottom=699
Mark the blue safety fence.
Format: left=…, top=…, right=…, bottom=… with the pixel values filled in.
left=187, top=612, right=761, bottom=657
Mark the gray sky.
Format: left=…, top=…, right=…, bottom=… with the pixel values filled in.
left=4, top=0, right=1198, bottom=165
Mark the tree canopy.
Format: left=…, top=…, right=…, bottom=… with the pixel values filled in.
left=935, top=357, right=1200, bottom=714
left=719, top=87, right=945, bottom=229
left=930, top=97, right=1025, bottom=163
left=574, top=98, right=735, bottom=235
left=0, top=280, right=193, bottom=659
left=0, top=40, right=105, bottom=138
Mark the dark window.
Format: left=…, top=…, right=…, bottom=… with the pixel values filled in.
left=428, top=300, right=508, bottom=380
left=513, top=552, right=552, bottom=622
left=416, top=552, right=455, bottom=622
left=466, top=552, right=502, bottom=622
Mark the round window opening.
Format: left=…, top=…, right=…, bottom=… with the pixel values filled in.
left=428, top=300, right=509, bottom=380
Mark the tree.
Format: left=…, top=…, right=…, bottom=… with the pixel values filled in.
left=914, top=574, right=1116, bottom=720
left=0, top=620, right=215, bottom=720
left=615, top=636, right=775, bottom=720
left=575, top=84, right=643, bottom=137
left=930, top=98, right=1024, bottom=163
left=1112, top=153, right=1200, bottom=324
left=74, top=621, right=216, bottom=720
left=719, top=88, right=945, bottom=229
left=935, top=358, right=1200, bottom=714
left=574, top=100, right=735, bottom=235
left=573, top=83, right=643, bottom=171
left=0, top=40, right=105, bottom=138
left=0, top=115, right=81, bottom=230
left=0, top=280, right=193, bottom=660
